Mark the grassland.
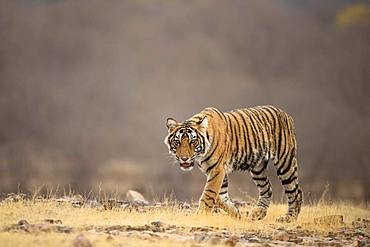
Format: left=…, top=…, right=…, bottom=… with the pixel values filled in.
left=0, top=196, right=369, bottom=246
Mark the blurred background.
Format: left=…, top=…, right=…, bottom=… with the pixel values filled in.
left=0, top=0, right=369, bottom=202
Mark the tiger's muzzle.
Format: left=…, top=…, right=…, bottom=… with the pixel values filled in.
left=179, top=160, right=195, bottom=171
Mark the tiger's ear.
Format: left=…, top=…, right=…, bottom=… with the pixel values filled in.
left=197, top=116, right=208, bottom=130
left=166, top=118, right=178, bottom=131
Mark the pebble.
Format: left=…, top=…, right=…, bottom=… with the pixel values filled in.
left=150, top=220, right=163, bottom=228
left=273, top=231, right=291, bottom=241
left=73, top=234, right=92, bottom=247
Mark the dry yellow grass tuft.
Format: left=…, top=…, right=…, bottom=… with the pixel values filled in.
left=0, top=198, right=369, bottom=246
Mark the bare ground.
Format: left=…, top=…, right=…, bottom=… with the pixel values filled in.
left=0, top=194, right=369, bottom=247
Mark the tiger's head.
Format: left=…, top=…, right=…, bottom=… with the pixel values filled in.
left=164, top=116, right=210, bottom=171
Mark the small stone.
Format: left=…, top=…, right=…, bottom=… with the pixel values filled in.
left=72, top=201, right=83, bottom=208
left=248, top=237, right=261, bottom=243
left=150, top=220, right=163, bottom=228
left=106, top=235, right=114, bottom=241
left=273, top=231, right=291, bottom=241
left=194, top=233, right=207, bottom=243
left=17, top=219, right=29, bottom=226
left=126, top=190, right=146, bottom=201
left=224, top=236, right=239, bottom=247
left=132, top=199, right=149, bottom=207
left=109, top=230, right=120, bottom=236
left=56, top=225, right=73, bottom=233
left=73, top=234, right=92, bottom=247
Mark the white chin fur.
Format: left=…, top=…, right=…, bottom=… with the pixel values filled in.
left=180, top=166, right=194, bottom=171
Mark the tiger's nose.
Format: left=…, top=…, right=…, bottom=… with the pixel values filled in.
left=180, top=156, right=189, bottom=161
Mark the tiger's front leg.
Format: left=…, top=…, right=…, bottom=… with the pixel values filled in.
left=216, top=175, right=241, bottom=218
left=196, top=166, right=225, bottom=214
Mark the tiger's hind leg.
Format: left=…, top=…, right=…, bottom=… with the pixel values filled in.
left=217, top=175, right=241, bottom=218
left=275, top=151, right=303, bottom=223
left=249, top=160, right=273, bottom=221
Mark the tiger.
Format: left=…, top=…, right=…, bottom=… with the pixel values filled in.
left=164, top=106, right=303, bottom=222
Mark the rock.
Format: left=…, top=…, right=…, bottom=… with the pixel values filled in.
left=126, top=190, right=145, bottom=201
left=194, top=233, right=207, bottom=243
left=132, top=199, right=149, bottom=207
left=72, top=200, right=83, bottom=208
left=150, top=220, right=163, bottom=228
left=56, top=225, right=73, bottom=233
left=109, top=230, right=120, bottom=236
left=73, top=234, right=92, bottom=247
left=224, top=236, right=239, bottom=247
left=313, top=215, right=344, bottom=226
left=17, top=219, right=29, bottom=226
left=273, top=231, right=291, bottom=241
left=248, top=237, right=261, bottom=243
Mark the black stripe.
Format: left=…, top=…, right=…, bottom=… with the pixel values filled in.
left=249, top=113, right=262, bottom=153
left=288, top=190, right=299, bottom=204
left=258, top=200, right=269, bottom=208
left=231, top=111, right=244, bottom=161
left=204, top=194, right=216, bottom=204
left=225, top=114, right=233, bottom=142
left=219, top=190, right=228, bottom=195
left=207, top=171, right=219, bottom=182
left=203, top=139, right=219, bottom=162
left=281, top=153, right=295, bottom=175
left=264, top=107, right=279, bottom=154
left=252, top=176, right=267, bottom=181
left=260, top=187, right=272, bottom=197
left=206, top=151, right=224, bottom=174
left=236, top=110, right=250, bottom=162
left=201, top=199, right=211, bottom=208
left=256, top=180, right=270, bottom=188
left=238, top=111, right=254, bottom=162
left=248, top=113, right=260, bottom=160
left=199, top=133, right=206, bottom=152
left=205, top=189, right=217, bottom=195
left=229, top=112, right=240, bottom=160
left=254, top=110, right=268, bottom=153
left=282, top=171, right=297, bottom=185
left=206, top=163, right=218, bottom=173
left=221, top=179, right=228, bottom=187
left=285, top=184, right=299, bottom=194
left=251, top=161, right=268, bottom=175
left=262, top=107, right=276, bottom=131
left=277, top=152, right=294, bottom=176
left=213, top=108, right=227, bottom=122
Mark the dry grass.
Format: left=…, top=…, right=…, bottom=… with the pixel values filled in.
left=0, top=198, right=369, bottom=246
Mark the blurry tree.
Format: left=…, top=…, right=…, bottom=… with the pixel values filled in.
left=336, top=3, right=370, bottom=29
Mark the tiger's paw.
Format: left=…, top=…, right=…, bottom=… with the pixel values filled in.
left=195, top=205, right=211, bottom=215
left=276, top=214, right=296, bottom=223
left=248, top=207, right=267, bottom=221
